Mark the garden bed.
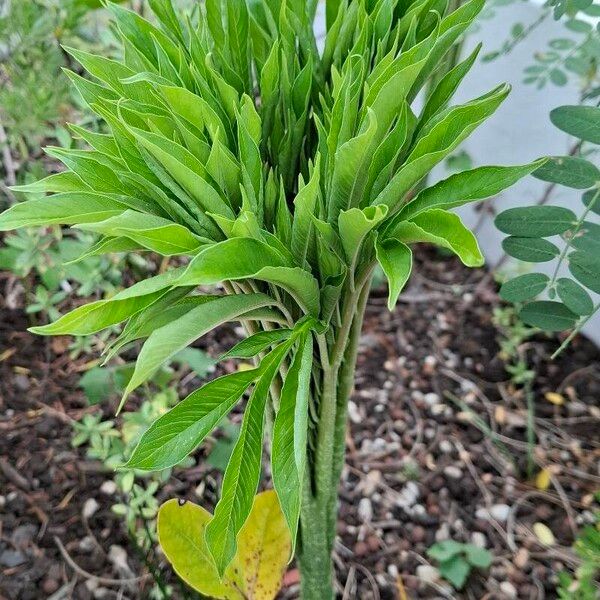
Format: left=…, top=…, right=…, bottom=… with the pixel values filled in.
left=1, top=247, right=599, bottom=599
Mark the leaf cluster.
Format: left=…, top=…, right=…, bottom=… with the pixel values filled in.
left=496, top=105, right=600, bottom=349
left=427, top=540, right=493, bottom=589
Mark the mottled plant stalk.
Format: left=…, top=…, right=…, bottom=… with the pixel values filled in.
left=297, top=269, right=374, bottom=599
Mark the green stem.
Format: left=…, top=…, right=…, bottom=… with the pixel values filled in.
left=549, top=187, right=600, bottom=290
left=551, top=300, right=600, bottom=359
left=327, top=274, right=372, bottom=535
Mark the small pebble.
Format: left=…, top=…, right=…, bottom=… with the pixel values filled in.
left=443, top=466, right=463, bottom=480
left=499, top=581, right=518, bottom=598
left=423, top=392, right=439, bottom=406
left=416, top=565, right=440, bottom=584
left=396, top=481, right=420, bottom=509
left=83, top=498, right=100, bottom=520
left=100, top=481, right=117, bottom=496
left=411, top=525, right=426, bottom=543
left=476, top=503, right=510, bottom=523
left=471, top=532, right=487, bottom=548
left=358, top=498, right=373, bottom=523
left=435, top=523, right=450, bottom=541
left=514, top=547, right=529, bottom=569
left=439, top=440, right=453, bottom=454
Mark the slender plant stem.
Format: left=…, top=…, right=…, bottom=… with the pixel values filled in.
left=552, top=300, right=600, bottom=359
left=548, top=187, right=600, bottom=290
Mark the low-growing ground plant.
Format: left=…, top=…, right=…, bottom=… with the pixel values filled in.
left=0, top=0, right=547, bottom=597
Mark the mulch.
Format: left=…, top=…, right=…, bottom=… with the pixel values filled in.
left=1, top=247, right=599, bottom=599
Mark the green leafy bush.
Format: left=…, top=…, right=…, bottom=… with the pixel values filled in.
left=496, top=104, right=600, bottom=357
left=0, top=0, right=542, bottom=596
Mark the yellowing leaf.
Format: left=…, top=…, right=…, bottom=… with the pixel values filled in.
left=158, top=491, right=290, bottom=600
left=545, top=392, right=565, bottom=406
left=533, top=522, right=555, bottom=546
left=157, top=499, right=238, bottom=599
left=235, top=490, right=291, bottom=598
left=535, top=468, right=551, bottom=491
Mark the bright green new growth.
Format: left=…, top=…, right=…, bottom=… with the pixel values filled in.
left=0, top=0, right=542, bottom=596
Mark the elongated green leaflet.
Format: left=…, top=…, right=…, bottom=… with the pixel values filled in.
left=205, top=342, right=293, bottom=575
left=122, top=293, right=276, bottom=403
left=126, top=368, right=260, bottom=471
left=272, top=332, right=313, bottom=553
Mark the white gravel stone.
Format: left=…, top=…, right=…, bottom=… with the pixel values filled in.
left=416, top=565, right=440, bottom=584
left=439, top=440, right=453, bottom=454
left=443, top=465, right=463, bottom=479
left=476, top=503, right=511, bottom=523
left=435, top=523, right=450, bottom=542
left=348, top=400, right=361, bottom=424
left=395, top=481, right=420, bottom=509
left=100, top=480, right=117, bottom=496
left=82, top=498, right=99, bottom=520
left=471, top=532, right=487, bottom=548
left=499, top=581, right=518, bottom=598
left=423, top=392, right=440, bottom=406
left=358, top=498, right=373, bottom=523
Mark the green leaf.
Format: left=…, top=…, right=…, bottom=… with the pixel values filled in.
left=502, top=236, right=560, bottom=262
left=0, top=192, right=126, bottom=231
left=549, top=68, right=567, bottom=86
left=30, top=268, right=185, bottom=336
left=572, top=221, right=600, bottom=254
left=419, top=43, right=481, bottom=126
left=177, top=238, right=320, bottom=315
left=427, top=540, right=465, bottom=562
left=390, top=209, right=484, bottom=267
left=520, top=301, right=578, bottom=331
left=396, top=160, right=546, bottom=222
left=582, top=189, right=600, bottom=216
left=272, top=332, right=313, bottom=554
left=125, top=368, right=259, bottom=470
left=463, top=544, right=492, bottom=569
left=533, top=156, right=600, bottom=189
left=374, top=84, right=510, bottom=209
left=338, top=205, right=388, bottom=267
left=556, top=278, right=594, bottom=316
left=550, top=105, right=600, bottom=144
left=77, top=210, right=205, bottom=255
left=495, top=206, right=576, bottom=237
left=375, top=238, right=413, bottom=310
left=291, top=162, right=320, bottom=268
left=127, top=125, right=234, bottom=219
left=10, top=172, right=87, bottom=194
left=328, top=108, right=379, bottom=222
left=220, top=329, right=293, bottom=360
left=500, top=273, right=549, bottom=302
left=439, top=556, right=470, bottom=589
left=569, top=251, right=600, bottom=294
left=122, top=293, right=276, bottom=402
left=206, top=342, right=292, bottom=575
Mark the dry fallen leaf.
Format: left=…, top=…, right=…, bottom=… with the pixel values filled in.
left=544, top=392, right=565, bottom=406
left=533, top=522, right=555, bottom=546
left=535, top=468, right=551, bottom=491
